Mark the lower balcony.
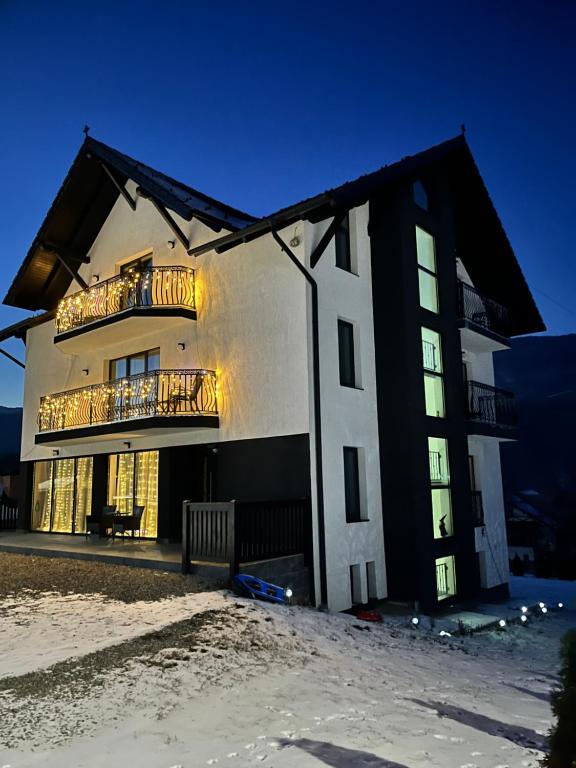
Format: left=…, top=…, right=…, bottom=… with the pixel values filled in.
left=36, top=369, right=218, bottom=445
left=465, top=380, right=517, bottom=437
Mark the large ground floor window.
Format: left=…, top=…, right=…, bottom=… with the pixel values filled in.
left=32, top=457, right=93, bottom=533
left=107, top=450, right=159, bottom=538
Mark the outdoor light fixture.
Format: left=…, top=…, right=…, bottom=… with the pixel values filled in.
left=177, top=342, right=185, bottom=351
left=558, top=602, right=564, bottom=609
left=123, top=441, right=131, bottom=450
left=92, top=274, right=99, bottom=282
left=82, top=368, right=89, bottom=376
left=498, top=619, right=506, bottom=628
left=52, top=449, right=60, bottom=457
left=521, top=606, right=528, bottom=614
left=538, top=601, right=546, bottom=609
left=411, top=617, right=419, bottom=626
left=285, top=588, right=293, bottom=599
left=521, top=615, right=528, bottom=623
left=541, top=606, right=548, bottom=614
left=439, top=630, right=451, bottom=637
left=289, top=235, right=300, bottom=248
left=167, top=240, right=175, bottom=249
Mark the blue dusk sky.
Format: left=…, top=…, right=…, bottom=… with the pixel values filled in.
left=0, top=1, right=574, bottom=406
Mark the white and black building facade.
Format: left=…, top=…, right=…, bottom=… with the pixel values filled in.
left=2, top=135, right=544, bottom=612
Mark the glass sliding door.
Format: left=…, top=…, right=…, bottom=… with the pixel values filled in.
left=107, top=450, right=159, bottom=538
left=31, top=457, right=93, bottom=533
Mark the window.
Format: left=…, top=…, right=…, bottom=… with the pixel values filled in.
left=428, top=436, right=450, bottom=486
left=335, top=214, right=352, bottom=272
left=31, top=457, right=93, bottom=534
left=413, top=180, right=429, bottom=210
left=436, top=555, right=457, bottom=600
left=110, top=348, right=160, bottom=380
left=421, top=327, right=445, bottom=418
left=338, top=319, right=356, bottom=387
left=416, top=226, right=439, bottom=313
left=343, top=446, right=363, bottom=523
left=120, top=254, right=153, bottom=274
left=428, top=437, right=453, bottom=539
left=108, top=450, right=159, bottom=538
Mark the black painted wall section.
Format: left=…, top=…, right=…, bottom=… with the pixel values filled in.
left=369, top=175, right=480, bottom=611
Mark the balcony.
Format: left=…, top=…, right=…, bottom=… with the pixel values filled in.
left=36, top=369, right=218, bottom=445
left=54, top=267, right=196, bottom=352
left=465, top=380, right=517, bottom=437
left=458, top=281, right=511, bottom=351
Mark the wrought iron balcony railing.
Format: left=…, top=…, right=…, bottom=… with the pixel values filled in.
left=458, top=281, right=510, bottom=338
left=55, top=266, right=196, bottom=334
left=38, top=369, right=217, bottom=432
left=429, top=451, right=447, bottom=484
left=465, top=380, right=517, bottom=428
left=471, top=490, right=484, bottom=526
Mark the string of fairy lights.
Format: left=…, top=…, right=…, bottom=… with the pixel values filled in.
left=55, top=266, right=195, bottom=333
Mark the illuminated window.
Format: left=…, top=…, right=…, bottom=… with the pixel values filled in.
left=421, top=327, right=445, bottom=418
left=31, top=458, right=93, bottom=534
left=416, top=226, right=439, bottom=313
left=424, top=373, right=445, bottom=418
left=108, top=451, right=159, bottom=538
left=436, top=555, right=457, bottom=600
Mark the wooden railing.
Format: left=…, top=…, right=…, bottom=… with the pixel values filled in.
left=0, top=502, right=19, bottom=530
left=55, top=266, right=195, bottom=334
left=38, top=369, right=217, bottom=432
left=182, top=498, right=312, bottom=575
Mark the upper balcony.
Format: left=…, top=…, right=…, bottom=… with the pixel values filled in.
left=54, top=266, right=196, bottom=352
left=457, top=281, right=511, bottom=352
left=36, top=368, right=218, bottom=445
left=464, top=380, right=517, bottom=438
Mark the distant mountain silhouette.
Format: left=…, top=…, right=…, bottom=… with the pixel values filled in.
left=494, top=334, right=576, bottom=495
left=0, top=406, right=22, bottom=475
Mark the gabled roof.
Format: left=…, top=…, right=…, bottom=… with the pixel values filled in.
left=4, top=137, right=256, bottom=311
left=189, top=135, right=545, bottom=336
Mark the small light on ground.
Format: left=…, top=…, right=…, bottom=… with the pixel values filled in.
left=285, top=588, right=293, bottom=599
left=538, top=601, right=546, bottom=609
left=498, top=619, right=506, bottom=628
left=439, top=630, right=452, bottom=637
left=558, top=602, right=564, bottom=609
left=521, top=606, right=528, bottom=614
left=411, top=617, right=419, bottom=626
left=541, top=606, right=548, bottom=614
left=521, top=615, right=528, bottom=623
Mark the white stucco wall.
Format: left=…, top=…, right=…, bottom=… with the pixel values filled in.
left=305, top=205, right=387, bottom=612
left=21, top=183, right=310, bottom=463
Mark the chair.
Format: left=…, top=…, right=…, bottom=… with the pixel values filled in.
left=112, top=505, right=146, bottom=539
left=85, top=505, right=116, bottom=539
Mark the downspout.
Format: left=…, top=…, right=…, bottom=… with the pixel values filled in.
left=270, top=230, right=327, bottom=607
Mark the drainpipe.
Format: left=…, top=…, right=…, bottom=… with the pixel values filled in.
left=270, top=230, right=327, bottom=607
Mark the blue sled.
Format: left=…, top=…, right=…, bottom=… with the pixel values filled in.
left=232, top=573, right=289, bottom=605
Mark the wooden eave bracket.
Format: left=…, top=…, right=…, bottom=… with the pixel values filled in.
left=99, top=161, right=137, bottom=211
left=309, top=210, right=347, bottom=269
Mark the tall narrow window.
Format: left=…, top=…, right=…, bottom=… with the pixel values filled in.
left=421, top=327, right=445, bottom=418
left=335, top=214, right=352, bottom=272
left=343, top=447, right=362, bottom=523
left=416, top=226, right=439, bottom=313
left=338, top=319, right=356, bottom=387
left=428, top=437, right=453, bottom=539
left=413, top=180, right=429, bottom=210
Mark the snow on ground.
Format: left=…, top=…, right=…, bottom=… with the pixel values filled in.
left=0, top=590, right=229, bottom=677
left=0, top=576, right=574, bottom=768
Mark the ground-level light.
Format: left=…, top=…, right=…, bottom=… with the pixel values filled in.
left=521, top=615, right=528, bottom=623
left=558, top=602, right=564, bottom=609
left=521, top=606, right=528, bottom=614
left=498, top=619, right=506, bottom=628
left=411, top=617, right=419, bottom=626
left=439, top=630, right=451, bottom=637
left=285, top=588, right=293, bottom=599
left=538, top=601, right=546, bottom=609
left=541, top=606, right=548, bottom=614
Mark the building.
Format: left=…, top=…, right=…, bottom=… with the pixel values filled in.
left=0, top=135, right=544, bottom=612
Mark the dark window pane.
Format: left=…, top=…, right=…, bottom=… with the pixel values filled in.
left=413, top=180, right=428, bottom=210
left=129, top=354, right=146, bottom=376
left=110, top=358, right=127, bottom=381
left=338, top=320, right=355, bottom=387
left=344, top=447, right=361, bottom=523
left=335, top=215, right=351, bottom=272
left=146, top=349, right=160, bottom=372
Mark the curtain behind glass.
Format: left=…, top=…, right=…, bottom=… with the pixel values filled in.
left=108, top=453, right=135, bottom=514
left=51, top=459, right=75, bottom=533
left=74, top=457, right=93, bottom=533
left=135, top=451, right=158, bottom=537
left=31, top=461, right=53, bottom=531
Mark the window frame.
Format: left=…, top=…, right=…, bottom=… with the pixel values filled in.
left=109, top=347, right=160, bottom=381
left=338, top=319, right=357, bottom=388
left=343, top=446, right=364, bottom=523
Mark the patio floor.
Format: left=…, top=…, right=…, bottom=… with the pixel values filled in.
left=0, top=530, right=181, bottom=572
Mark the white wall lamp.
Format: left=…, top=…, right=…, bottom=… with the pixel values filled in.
left=167, top=240, right=176, bottom=249
left=123, top=441, right=131, bottom=450
left=177, top=342, right=186, bottom=351
left=52, top=449, right=60, bottom=457
left=92, top=274, right=99, bottom=283
left=82, top=368, right=89, bottom=376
